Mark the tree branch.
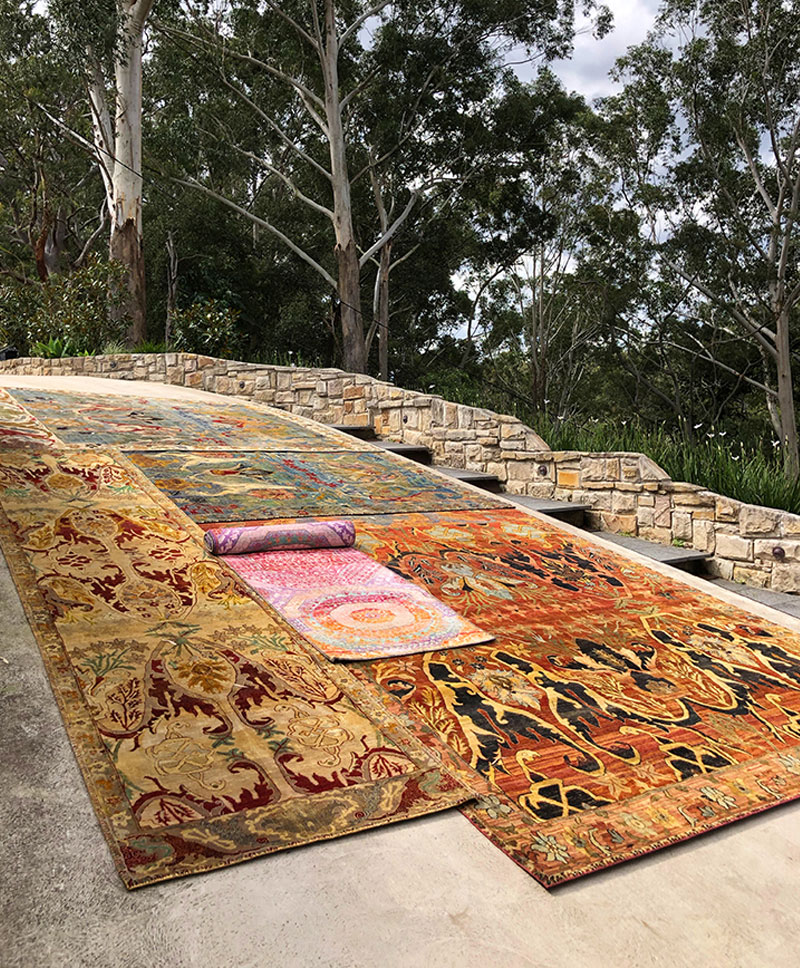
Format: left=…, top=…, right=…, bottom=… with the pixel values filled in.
left=339, top=0, right=392, bottom=46
left=359, top=191, right=419, bottom=266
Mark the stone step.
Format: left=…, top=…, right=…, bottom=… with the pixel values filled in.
left=590, top=531, right=711, bottom=574
left=505, top=495, right=589, bottom=527
left=326, top=423, right=377, bottom=440
left=435, top=465, right=504, bottom=493
left=372, top=441, right=433, bottom=465
left=708, top=578, right=800, bottom=620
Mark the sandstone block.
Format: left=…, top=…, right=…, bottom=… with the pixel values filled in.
left=557, top=469, right=580, bottom=488
left=754, top=539, right=800, bottom=562
left=706, top=558, right=735, bottom=580
left=654, top=494, right=672, bottom=528
left=771, top=563, right=800, bottom=594
left=637, top=507, right=655, bottom=529
left=639, top=455, right=670, bottom=481
left=739, top=505, right=781, bottom=536
left=582, top=457, right=620, bottom=482
left=601, top=512, right=637, bottom=534
left=621, top=458, right=641, bottom=481
left=612, top=491, right=637, bottom=513
left=525, top=482, right=557, bottom=499
left=672, top=510, right=693, bottom=541
left=781, top=514, right=800, bottom=536
left=639, top=526, right=673, bottom=545
left=714, top=533, right=753, bottom=561
left=732, top=564, right=771, bottom=588
left=715, top=497, right=741, bottom=522
left=671, top=489, right=716, bottom=508
left=506, top=461, right=533, bottom=481
left=692, top=519, right=715, bottom=552
left=584, top=491, right=612, bottom=511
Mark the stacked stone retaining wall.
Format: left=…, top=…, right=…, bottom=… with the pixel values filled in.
left=2, top=351, right=800, bottom=593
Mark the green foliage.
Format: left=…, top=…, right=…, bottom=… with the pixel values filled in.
left=0, top=259, right=128, bottom=355
left=100, top=339, right=129, bottom=355
left=170, top=299, right=242, bottom=358
left=532, top=414, right=800, bottom=514
left=133, top=339, right=168, bottom=354
left=29, top=335, right=86, bottom=358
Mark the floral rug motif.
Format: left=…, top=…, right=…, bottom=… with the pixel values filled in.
left=5, top=388, right=360, bottom=452
left=224, top=546, right=493, bottom=661
left=334, top=508, right=800, bottom=886
left=128, top=450, right=502, bottom=522
left=0, top=449, right=469, bottom=888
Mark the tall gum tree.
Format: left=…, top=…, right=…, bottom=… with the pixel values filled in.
left=53, top=0, right=155, bottom=343
left=156, top=0, right=601, bottom=373
left=600, top=0, right=800, bottom=477
left=93, top=1, right=155, bottom=344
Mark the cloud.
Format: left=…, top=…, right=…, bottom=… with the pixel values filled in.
left=515, top=0, right=661, bottom=101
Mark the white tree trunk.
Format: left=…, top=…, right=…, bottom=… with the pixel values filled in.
left=87, top=1, right=153, bottom=345
left=321, top=0, right=365, bottom=373
left=108, top=0, right=152, bottom=344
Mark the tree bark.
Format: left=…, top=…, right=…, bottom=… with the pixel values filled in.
left=322, top=0, right=365, bottom=373
left=87, top=2, right=152, bottom=346
left=165, top=230, right=178, bottom=346
left=376, top=239, right=391, bottom=381
left=110, top=1, right=150, bottom=345
left=775, top=307, right=800, bottom=478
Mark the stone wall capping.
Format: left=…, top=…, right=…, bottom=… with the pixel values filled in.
left=5, top=351, right=800, bottom=593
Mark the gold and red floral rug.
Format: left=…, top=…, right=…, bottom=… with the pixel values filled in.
left=0, top=449, right=469, bottom=888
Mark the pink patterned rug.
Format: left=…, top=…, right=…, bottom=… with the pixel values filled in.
left=223, top=547, right=493, bottom=661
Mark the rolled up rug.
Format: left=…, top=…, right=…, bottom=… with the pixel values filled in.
left=204, top=519, right=355, bottom=555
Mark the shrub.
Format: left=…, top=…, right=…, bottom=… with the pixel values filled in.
left=0, top=258, right=128, bottom=355
left=170, top=298, right=241, bottom=358
left=29, top=336, right=93, bottom=359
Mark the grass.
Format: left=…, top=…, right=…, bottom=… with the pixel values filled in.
left=532, top=414, right=800, bottom=515
left=430, top=377, right=800, bottom=512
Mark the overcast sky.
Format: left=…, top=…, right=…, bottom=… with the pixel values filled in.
left=530, top=0, right=662, bottom=102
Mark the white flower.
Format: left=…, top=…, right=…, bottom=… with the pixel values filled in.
left=693, top=422, right=703, bottom=429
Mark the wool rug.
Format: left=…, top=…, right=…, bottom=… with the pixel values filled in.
left=0, top=389, right=63, bottom=451
left=204, top=520, right=356, bottom=555
left=331, top=507, right=800, bottom=886
left=5, top=388, right=360, bottom=452
left=0, top=449, right=469, bottom=888
left=223, top=545, right=494, bottom=661
left=127, top=450, right=503, bottom=522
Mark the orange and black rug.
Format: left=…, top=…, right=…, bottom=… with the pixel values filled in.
left=342, top=508, right=800, bottom=886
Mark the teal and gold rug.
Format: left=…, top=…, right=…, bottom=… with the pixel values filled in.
left=128, top=450, right=503, bottom=522
left=5, top=388, right=358, bottom=452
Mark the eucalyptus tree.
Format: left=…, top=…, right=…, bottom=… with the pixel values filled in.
left=452, top=71, right=617, bottom=418
left=49, top=0, right=159, bottom=342
left=600, top=0, right=800, bottom=476
left=154, top=0, right=604, bottom=373
left=0, top=2, right=105, bottom=282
